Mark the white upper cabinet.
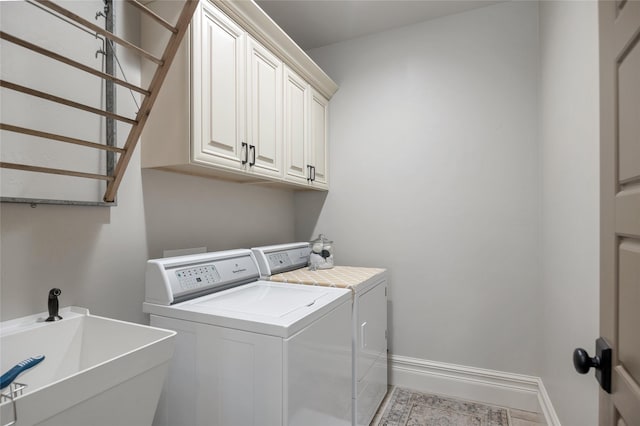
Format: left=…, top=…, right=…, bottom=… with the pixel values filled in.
left=246, top=37, right=283, bottom=179
left=192, top=2, right=245, bottom=171
left=141, top=0, right=336, bottom=190
left=309, top=89, right=329, bottom=189
left=283, top=66, right=309, bottom=185
left=283, top=66, right=329, bottom=189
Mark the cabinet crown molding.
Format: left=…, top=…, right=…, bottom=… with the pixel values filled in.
left=211, top=0, right=338, bottom=99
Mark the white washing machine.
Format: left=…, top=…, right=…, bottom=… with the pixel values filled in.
left=251, top=243, right=388, bottom=426
left=143, top=249, right=352, bottom=426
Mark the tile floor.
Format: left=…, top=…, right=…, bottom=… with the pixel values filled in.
left=370, top=386, right=547, bottom=426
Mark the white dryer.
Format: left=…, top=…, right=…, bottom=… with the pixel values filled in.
left=143, top=249, right=352, bottom=426
left=252, top=243, right=388, bottom=426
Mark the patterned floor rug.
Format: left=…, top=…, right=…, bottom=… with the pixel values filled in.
left=375, top=387, right=510, bottom=426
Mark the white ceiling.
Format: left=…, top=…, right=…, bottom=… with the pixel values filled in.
left=255, top=0, right=503, bottom=51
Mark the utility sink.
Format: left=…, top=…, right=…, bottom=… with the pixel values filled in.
left=0, top=307, right=175, bottom=426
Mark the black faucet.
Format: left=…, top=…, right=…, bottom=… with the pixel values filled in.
left=45, top=288, right=62, bottom=322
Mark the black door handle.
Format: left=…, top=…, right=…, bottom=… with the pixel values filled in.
left=241, top=142, right=248, bottom=165
left=573, top=348, right=600, bottom=374
left=573, top=337, right=612, bottom=393
left=249, top=145, right=256, bottom=166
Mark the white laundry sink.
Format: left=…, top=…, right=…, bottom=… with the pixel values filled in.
left=0, top=306, right=175, bottom=426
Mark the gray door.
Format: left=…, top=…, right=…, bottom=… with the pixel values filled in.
left=598, top=1, right=640, bottom=425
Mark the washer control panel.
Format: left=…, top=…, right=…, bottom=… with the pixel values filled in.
left=175, top=265, right=221, bottom=290
left=145, top=249, right=261, bottom=305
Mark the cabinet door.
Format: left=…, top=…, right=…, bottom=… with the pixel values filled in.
left=192, top=2, right=246, bottom=170
left=283, top=66, right=310, bottom=185
left=309, top=89, right=329, bottom=188
left=246, top=37, right=282, bottom=178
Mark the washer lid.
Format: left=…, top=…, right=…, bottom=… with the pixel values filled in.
left=143, top=281, right=350, bottom=338
left=191, top=284, right=328, bottom=317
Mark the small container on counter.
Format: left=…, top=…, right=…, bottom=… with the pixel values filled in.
left=309, top=234, right=334, bottom=270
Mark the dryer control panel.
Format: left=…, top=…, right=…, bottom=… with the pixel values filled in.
left=252, top=242, right=311, bottom=276
left=267, top=252, right=292, bottom=269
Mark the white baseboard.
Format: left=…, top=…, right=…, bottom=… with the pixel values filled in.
left=389, top=354, right=561, bottom=426
left=536, top=378, right=562, bottom=426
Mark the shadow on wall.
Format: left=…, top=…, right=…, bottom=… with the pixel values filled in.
left=140, top=169, right=297, bottom=259
left=293, top=190, right=328, bottom=241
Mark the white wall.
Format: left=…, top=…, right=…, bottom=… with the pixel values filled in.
left=142, top=169, right=296, bottom=260
left=539, top=2, right=600, bottom=425
left=0, top=1, right=295, bottom=323
left=298, top=1, right=542, bottom=375
left=0, top=168, right=294, bottom=324
left=0, top=2, right=602, bottom=423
